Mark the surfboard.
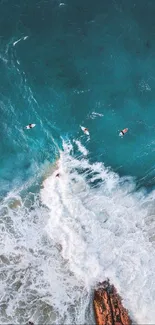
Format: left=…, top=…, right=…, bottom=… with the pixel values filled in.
left=119, top=128, right=128, bottom=137
left=25, top=124, right=36, bottom=129
left=80, top=125, right=90, bottom=136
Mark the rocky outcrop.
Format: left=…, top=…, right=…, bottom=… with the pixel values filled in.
left=93, top=280, right=132, bottom=325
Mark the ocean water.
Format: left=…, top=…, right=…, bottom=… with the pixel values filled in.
left=1, top=0, right=155, bottom=324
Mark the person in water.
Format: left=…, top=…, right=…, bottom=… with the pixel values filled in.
left=119, top=128, right=128, bottom=136
left=82, top=127, right=89, bottom=135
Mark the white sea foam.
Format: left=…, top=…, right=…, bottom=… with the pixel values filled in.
left=0, top=54, right=8, bottom=64
left=139, top=79, right=151, bottom=92
left=41, top=140, right=155, bottom=324
left=1, top=140, right=155, bottom=324
left=74, top=140, right=89, bottom=156
left=13, top=36, right=28, bottom=47
left=89, top=111, right=104, bottom=119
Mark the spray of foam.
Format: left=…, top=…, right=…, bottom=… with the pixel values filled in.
left=13, top=36, right=28, bottom=47
left=1, top=139, right=155, bottom=324
left=89, top=111, right=104, bottom=119
left=73, top=139, right=89, bottom=156
left=0, top=155, right=92, bottom=324
left=41, top=139, right=155, bottom=324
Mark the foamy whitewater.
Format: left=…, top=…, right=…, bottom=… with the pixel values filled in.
left=1, top=139, right=155, bottom=324
left=1, top=0, right=155, bottom=323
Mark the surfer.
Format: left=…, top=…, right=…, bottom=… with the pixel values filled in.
left=56, top=173, right=60, bottom=177
left=80, top=125, right=90, bottom=135
left=25, top=123, right=36, bottom=129
left=119, top=128, right=128, bottom=136
left=84, top=128, right=89, bottom=134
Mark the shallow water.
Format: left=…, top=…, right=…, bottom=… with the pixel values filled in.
left=1, top=0, right=155, bottom=324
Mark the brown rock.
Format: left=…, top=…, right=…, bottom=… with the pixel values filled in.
left=93, top=280, right=132, bottom=325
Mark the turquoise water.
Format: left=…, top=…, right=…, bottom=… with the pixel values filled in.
left=1, top=1, right=155, bottom=324
left=1, top=0, right=155, bottom=194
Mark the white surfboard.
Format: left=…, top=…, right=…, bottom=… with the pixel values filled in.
left=25, top=124, right=36, bottom=129
left=80, top=125, right=89, bottom=136
left=119, top=128, right=128, bottom=137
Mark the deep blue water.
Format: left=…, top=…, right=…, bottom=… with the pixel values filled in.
left=1, top=0, right=155, bottom=195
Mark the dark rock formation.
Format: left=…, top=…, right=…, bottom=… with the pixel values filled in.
left=93, top=280, right=132, bottom=325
